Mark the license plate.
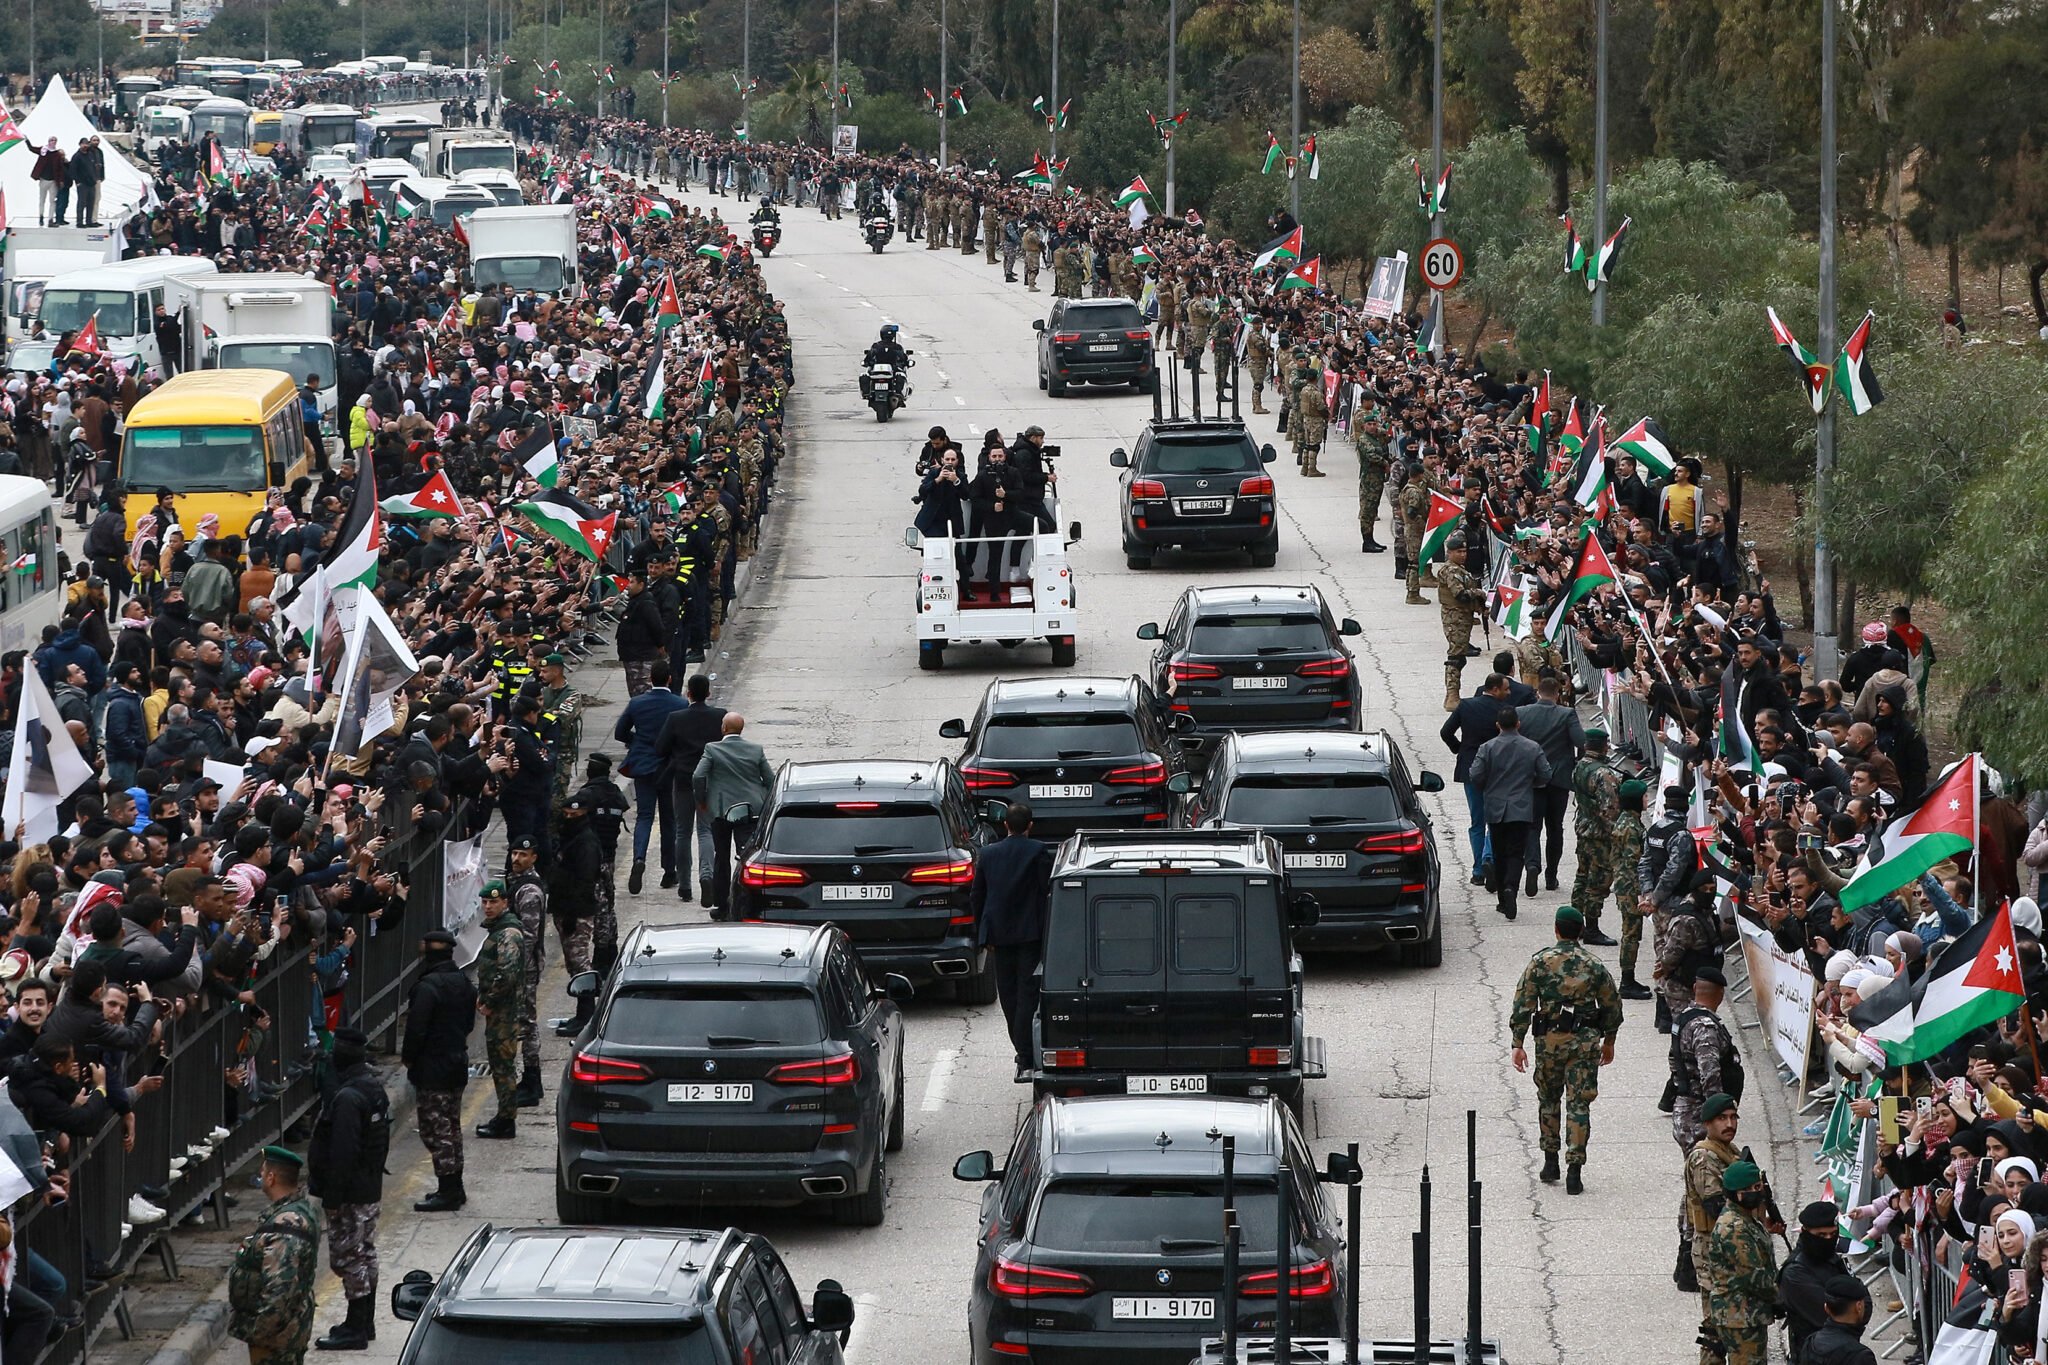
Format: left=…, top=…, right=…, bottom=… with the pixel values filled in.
left=1285, top=853, right=1348, bottom=869
left=667, top=1083, right=753, bottom=1103
left=822, top=884, right=894, bottom=902
left=1176, top=497, right=1228, bottom=514
left=1231, top=675, right=1290, bottom=690
left=1029, top=784, right=1092, bottom=800
left=1088, top=343, right=1120, bottom=353
left=1126, top=1074, right=1207, bottom=1095
left=1112, top=1297, right=1216, bottom=1321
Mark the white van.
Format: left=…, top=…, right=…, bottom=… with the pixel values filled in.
left=36, top=257, right=221, bottom=379
left=395, top=177, right=495, bottom=227
left=141, top=105, right=191, bottom=158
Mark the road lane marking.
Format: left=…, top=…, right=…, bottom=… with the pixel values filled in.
left=922, top=1047, right=961, bottom=1112
left=955, top=396, right=966, bottom=405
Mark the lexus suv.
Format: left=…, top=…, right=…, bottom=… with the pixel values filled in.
left=555, top=922, right=907, bottom=1226
left=1113, top=418, right=1280, bottom=568
left=733, top=759, right=1001, bottom=1000
left=938, top=677, right=1193, bottom=838
left=1181, top=730, right=1446, bottom=966
left=1138, top=584, right=1362, bottom=753
left=956, top=1094, right=1356, bottom=1365
left=1034, top=297, right=1157, bottom=395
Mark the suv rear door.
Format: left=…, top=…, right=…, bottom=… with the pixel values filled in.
left=1182, top=609, right=1350, bottom=728
left=966, top=710, right=1166, bottom=832
left=1164, top=885, right=1291, bottom=1076
left=1138, top=434, right=1271, bottom=534
left=745, top=801, right=966, bottom=948
left=1048, top=300, right=1149, bottom=366
left=1039, top=887, right=1170, bottom=1074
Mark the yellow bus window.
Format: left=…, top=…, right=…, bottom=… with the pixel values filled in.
left=125, top=427, right=266, bottom=493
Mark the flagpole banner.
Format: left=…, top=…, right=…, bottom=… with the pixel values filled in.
left=832, top=125, right=859, bottom=156
left=1362, top=252, right=1409, bottom=321
left=442, top=833, right=490, bottom=967
left=1816, top=1076, right=1883, bottom=1250
left=1736, top=918, right=1816, bottom=1079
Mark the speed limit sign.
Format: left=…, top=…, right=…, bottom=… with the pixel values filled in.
left=1421, top=238, right=1464, bottom=290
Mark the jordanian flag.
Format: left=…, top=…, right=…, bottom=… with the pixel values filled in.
left=1279, top=257, right=1321, bottom=291
left=1014, top=154, right=1052, bottom=187
left=324, top=460, right=383, bottom=591
left=697, top=353, right=717, bottom=397
left=1543, top=528, right=1617, bottom=642
left=636, top=194, right=674, bottom=222
left=1494, top=576, right=1531, bottom=641
left=517, top=488, right=618, bottom=563
left=653, top=271, right=684, bottom=331
left=1412, top=291, right=1443, bottom=359
left=509, top=423, right=560, bottom=488
left=1131, top=244, right=1158, bottom=267
left=641, top=347, right=670, bottom=419
left=1849, top=893, right=2019, bottom=1066
left=1565, top=416, right=1608, bottom=510
left=1302, top=135, right=1320, bottom=181
left=1261, top=133, right=1284, bottom=175
left=1525, top=371, right=1552, bottom=455
left=695, top=240, right=726, bottom=263
left=1114, top=176, right=1151, bottom=209
left=1561, top=215, right=1587, bottom=277
left=950, top=88, right=969, bottom=116
left=1769, top=306, right=1830, bottom=414
left=380, top=470, right=465, bottom=520
left=1612, top=416, right=1676, bottom=479
left=1416, top=489, right=1464, bottom=565
left=0, top=111, right=24, bottom=156
left=1838, top=755, right=1980, bottom=912
left=1585, top=216, right=1631, bottom=290
left=1252, top=226, right=1302, bottom=271
left=1716, top=665, right=1762, bottom=779
left=1834, top=310, right=1884, bottom=415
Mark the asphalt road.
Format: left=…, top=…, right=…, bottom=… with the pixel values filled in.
left=312, top=131, right=1807, bottom=1365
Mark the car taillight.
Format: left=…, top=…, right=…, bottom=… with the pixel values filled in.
left=991, top=1256, right=1093, bottom=1298
left=570, top=1051, right=650, bottom=1086
left=1239, top=1257, right=1336, bottom=1298
left=1124, top=330, right=1152, bottom=340
left=1130, top=479, right=1168, bottom=500
left=1247, top=1046, right=1294, bottom=1067
left=769, top=1053, right=859, bottom=1086
left=1053, top=331, right=1081, bottom=343
left=1105, top=759, right=1167, bottom=786
left=1040, top=1048, right=1087, bottom=1069
left=961, top=765, right=1018, bottom=790
left=1170, top=661, right=1221, bottom=682
left=740, top=859, right=810, bottom=889
left=1296, top=655, right=1351, bottom=678
left=1238, top=475, right=1275, bottom=497
left=908, top=859, right=975, bottom=885
left=1356, top=827, right=1427, bottom=857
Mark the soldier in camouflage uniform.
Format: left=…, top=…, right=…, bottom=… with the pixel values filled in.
left=1355, top=409, right=1390, bottom=552
left=1021, top=222, right=1045, bottom=291
left=506, top=839, right=549, bottom=1103
left=1180, top=283, right=1216, bottom=368
left=1437, top=537, right=1486, bottom=711
left=474, top=880, right=529, bottom=1140
left=308, top=1027, right=390, bottom=1351
left=1155, top=274, right=1180, bottom=350
left=1400, top=474, right=1431, bottom=605
left=537, top=655, right=584, bottom=810
left=925, top=188, right=946, bottom=249
left=1053, top=241, right=1083, bottom=297
left=1295, top=362, right=1328, bottom=477
left=1567, top=732, right=1629, bottom=948
left=1510, top=631, right=1567, bottom=693
left=1243, top=317, right=1271, bottom=412
left=1705, top=1160, right=1780, bottom=1365
left=1611, top=780, right=1653, bottom=997
left=229, top=1147, right=322, bottom=1365
left=983, top=201, right=1000, bottom=264
left=1508, top=906, right=1622, bottom=1193
left=1682, top=1093, right=1743, bottom=1355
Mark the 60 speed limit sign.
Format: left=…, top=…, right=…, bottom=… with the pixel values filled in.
left=1421, top=238, right=1464, bottom=290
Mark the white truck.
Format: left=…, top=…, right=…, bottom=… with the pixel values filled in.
left=464, top=205, right=582, bottom=298
left=165, top=272, right=341, bottom=453
left=905, top=503, right=1082, bottom=670
left=4, top=226, right=123, bottom=343
left=415, top=127, right=518, bottom=179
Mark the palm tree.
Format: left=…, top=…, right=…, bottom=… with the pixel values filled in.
left=770, top=59, right=831, bottom=146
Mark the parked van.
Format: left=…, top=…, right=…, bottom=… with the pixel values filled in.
left=37, top=257, right=221, bottom=378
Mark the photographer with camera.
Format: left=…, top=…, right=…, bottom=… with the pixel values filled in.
left=1006, top=425, right=1058, bottom=533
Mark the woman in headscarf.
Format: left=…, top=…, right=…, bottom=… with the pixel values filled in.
left=1992, top=1209, right=2044, bottom=1352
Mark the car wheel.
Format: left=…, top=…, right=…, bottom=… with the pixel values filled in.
left=1125, top=551, right=1153, bottom=570
left=555, top=1176, right=612, bottom=1225
left=918, top=640, right=945, bottom=671
left=962, top=949, right=1001, bottom=1005
left=834, top=1147, right=887, bottom=1227
left=1049, top=636, right=1077, bottom=668
left=886, top=1049, right=907, bottom=1152
left=1037, top=368, right=1047, bottom=391
left=1047, top=375, right=1067, bottom=397
left=1249, top=546, right=1278, bottom=569
left=1402, top=910, right=1445, bottom=969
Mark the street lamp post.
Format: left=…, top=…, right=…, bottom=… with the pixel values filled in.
left=597, top=0, right=605, bottom=117
left=1165, top=0, right=1177, bottom=217
left=938, top=0, right=947, bottom=167
left=360, top=0, right=367, bottom=63
left=1591, top=0, right=1609, bottom=325
left=831, top=0, right=840, bottom=143
left=742, top=0, right=751, bottom=138
left=1289, top=0, right=1300, bottom=222
left=1813, top=0, right=1841, bottom=676
left=1430, top=0, right=1443, bottom=242
left=661, top=0, right=670, bottom=128
left=1049, top=0, right=1060, bottom=165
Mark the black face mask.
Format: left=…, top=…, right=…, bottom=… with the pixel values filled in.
left=1801, top=1230, right=1838, bottom=1259
left=1735, top=1190, right=1767, bottom=1212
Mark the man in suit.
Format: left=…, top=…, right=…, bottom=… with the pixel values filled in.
left=1441, top=673, right=1512, bottom=888
left=1514, top=677, right=1589, bottom=904
left=971, top=803, right=1054, bottom=1075
left=655, top=673, right=728, bottom=905
left=692, top=713, right=778, bottom=917
left=613, top=659, right=688, bottom=896
left=1468, top=706, right=1548, bottom=922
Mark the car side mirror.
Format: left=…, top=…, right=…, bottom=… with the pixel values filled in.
left=1289, top=892, right=1321, bottom=927
left=883, top=972, right=916, bottom=1003
left=978, top=798, right=1010, bottom=824
left=724, top=801, right=754, bottom=825
left=1339, top=618, right=1362, bottom=636
left=1260, top=444, right=1278, bottom=464
left=1067, top=520, right=1082, bottom=542
left=903, top=527, right=924, bottom=549
left=1031, top=319, right=1046, bottom=332
left=391, top=1270, right=434, bottom=1320
left=1135, top=622, right=1159, bottom=640
left=953, top=1150, right=1001, bottom=1182
left=1109, top=449, right=1129, bottom=468
left=1166, top=773, right=1193, bottom=794
left=1321, top=1151, right=1363, bottom=1185
left=1171, top=712, right=1197, bottom=734
left=939, top=718, right=967, bottom=740
left=1418, top=770, right=1445, bottom=793
left=811, top=1279, right=856, bottom=1342
left=565, top=971, right=600, bottom=1000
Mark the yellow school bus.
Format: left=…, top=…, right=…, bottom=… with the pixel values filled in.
left=120, top=370, right=311, bottom=538
left=251, top=110, right=283, bottom=156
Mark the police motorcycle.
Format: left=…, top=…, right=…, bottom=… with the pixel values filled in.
left=749, top=196, right=782, bottom=256
left=859, top=324, right=913, bottom=422
left=863, top=212, right=894, bottom=254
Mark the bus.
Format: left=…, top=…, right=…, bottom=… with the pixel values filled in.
left=354, top=114, right=436, bottom=164
left=282, top=104, right=363, bottom=158
left=250, top=111, right=282, bottom=156
left=189, top=97, right=255, bottom=149
left=118, top=371, right=312, bottom=539
left=0, top=477, right=62, bottom=661
left=205, top=71, right=253, bottom=102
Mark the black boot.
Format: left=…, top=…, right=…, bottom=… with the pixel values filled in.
left=514, top=1062, right=543, bottom=1107
left=1620, top=975, right=1654, bottom=1000
left=475, top=1113, right=516, bottom=1140
left=1582, top=920, right=1618, bottom=948
left=316, top=1296, right=374, bottom=1351
left=415, top=1175, right=466, bottom=1212
left=1673, top=1242, right=1699, bottom=1293
left=1565, top=1164, right=1584, bottom=1195
left=1655, top=995, right=1674, bottom=1034
left=1540, top=1152, right=1560, bottom=1183
left=1362, top=535, right=1386, bottom=553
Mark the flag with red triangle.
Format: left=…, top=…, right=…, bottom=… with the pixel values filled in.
left=379, top=470, right=466, bottom=520
left=0, top=110, right=24, bottom=157
left=1543, top=528, right=1618, bottom=641
left=1416, top=489, right=1465, bottom=565
left=1838, top=754, right=1979, bottom=911
left=654, top=271, right=684, bottom=332
left=1279, top=257, right=1322, bottom=291
left=65, top=313, right=103, bottom=358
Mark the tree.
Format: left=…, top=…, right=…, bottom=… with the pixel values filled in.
left=1064, top=67, right=1164, bottom=198
left=1297, top=105, right=1409, bottom=271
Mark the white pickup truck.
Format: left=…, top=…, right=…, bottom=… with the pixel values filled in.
left=906, top=501, right=1081, bottom=671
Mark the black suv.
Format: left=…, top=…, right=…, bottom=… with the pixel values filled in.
left=389, top=1224, right=856, bottom=1365
left=955, top=1095, right=1355, bottom=1365
left=1181, top=730, right=1446, bottom=966
left=555, top=922, right=907, bottom=1226
left=1034, top=297, right=1157, bottom=395
left=733, top=759, right=1001, bottom=1000
left=1137, top=584, right=1363, bottom=751
left=939, top=677, right=1194, bottom=838
left=1027, top=830, right=1324, bottom=1107
left=1112, top=418, right=1280, bottom=569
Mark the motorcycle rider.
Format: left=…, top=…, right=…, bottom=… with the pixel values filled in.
left=861, top=324, right=911, bottom=406
left=750, top=195, right=781, bottom=233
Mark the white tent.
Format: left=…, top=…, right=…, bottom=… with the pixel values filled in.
left=0, top=76, right=155, bottom=227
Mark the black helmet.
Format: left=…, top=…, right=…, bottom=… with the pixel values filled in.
left=880, top=324, right=898, bottom=340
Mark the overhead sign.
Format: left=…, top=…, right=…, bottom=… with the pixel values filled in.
left=1420, top=238, right=1464, bottom=291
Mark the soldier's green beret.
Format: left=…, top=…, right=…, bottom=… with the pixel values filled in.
left=1700, top=1093, right=1737, bottom=1122
left=1619, top=779, right=1648, bottom=802
left=482, top=880, right=507, bottom=898
left=1721, top=1159, right=1762, bottom=1193
left=262, top=1145, right=304, bottom=1169
left=1554, top=906, right=1584, bottom=932
left=1584, top=729, right=1609, bottom=748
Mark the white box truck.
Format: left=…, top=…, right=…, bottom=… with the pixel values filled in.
left=4, top=226, right=123, bottom=342
left=165, top=272, right=341, bottom=453
left=464, top=205, right=581, bottom=298
left=415, top=127, right=518, bottom=178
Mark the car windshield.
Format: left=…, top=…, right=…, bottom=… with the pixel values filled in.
left=411, top=1319, right=718, bottom=1365
left=1222, top=774, right=1399, bottom=824
left=473, top=257, right=566, bottom=292
left=39, top=289, right=137, bottom=337
left=123, top=426, right=266, bottom=492
left=603, top=988, right=823, bottom=1048
left=1147, top=438, right=1259, bottom=475
left=1063, top=303, right=1145, bottom=331
left=447, top=144, right=516, bottom=174
left=1033, top=1179, right=1282, bottom=1253
left=980, top=714, right=1143, bottom=761
left=1189, top=614, right=1328, bottom=655
left=766, top=805, right=948, bottom=856
left=216, top=341, right=335, bottom=387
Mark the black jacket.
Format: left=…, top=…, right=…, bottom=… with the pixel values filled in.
left=1441, top=693, right=1511, bottom=784
left=401, top=958, right=477, bottom=1092
left=970, top=835, right=1053, bottom=948
left=7, top=1056, right=113, bottom=1138
left=550, top=819, right=604, bottom=914
left=42, top=992, right=160, bottom=1067
left=1778, top=1241, right=1861, bottom=1355
left=1801, top=1322, right=1877, bottom=1365
left=616, top=590, right=669, bottom=662
left=308, top=1061, right=391, bottom=1206
left=655, top=702, right=728, bottom=795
